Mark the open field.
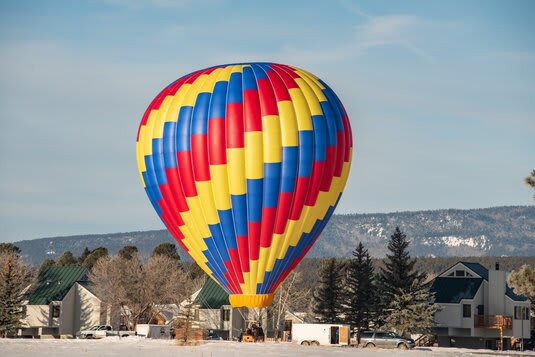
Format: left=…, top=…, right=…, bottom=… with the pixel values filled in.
left=2, top=338, right=533, bottom=357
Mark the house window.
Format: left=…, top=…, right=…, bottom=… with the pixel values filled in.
left=462, top=304, right=471, bottom=318
left=52, top=305, right=61, bottom=318
left=221, top=308, right=230, bottom=322
left=455, top=270, right=465, bottom=277
left=514, top=306, right=529, bottom=320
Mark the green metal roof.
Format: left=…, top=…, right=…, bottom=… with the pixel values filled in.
left=430, top=277, right=483, bottom=303
left=26, top=266, right=88, bottom=305
left=193, top=278, right=229, bottom=309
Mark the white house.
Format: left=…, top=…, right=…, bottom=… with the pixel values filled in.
left=185, top=278, right=249, bottom=340
left=430, top=261, right=531, bottom=350
left=183, top=279, right=309, bottom=341
left=19, top=266, right=111, bottom=338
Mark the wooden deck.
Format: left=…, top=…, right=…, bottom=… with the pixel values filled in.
left=474, top=315, right=512, bottom=329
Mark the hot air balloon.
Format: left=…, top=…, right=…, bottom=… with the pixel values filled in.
left=136, top=62, right=352, bottom=308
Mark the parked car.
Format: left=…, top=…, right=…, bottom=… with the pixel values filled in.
left=77, top=325, right=136, bottom=339
left=360, top=331, right=415, bottom=349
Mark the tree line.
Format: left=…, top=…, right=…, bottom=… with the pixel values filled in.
left=311, top=227, right=438, bottom=340
left=2, top=230, right=535, bottom=338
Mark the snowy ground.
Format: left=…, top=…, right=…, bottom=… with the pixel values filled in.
left=1, top=337, right=534, bottom=357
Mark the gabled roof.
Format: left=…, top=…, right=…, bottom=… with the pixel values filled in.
left=431, top=277, right=483, bottom=303
left=26, top=266, right=88, bottom=305
left=459, top=262, right=527, bottom=302
left=77, top=280, right=98, bottom=297
left=193, top=278, right=229, bottom=309
left=436, top=261, right=528, bottom=303
left=459, top=262, right=489, bottom=280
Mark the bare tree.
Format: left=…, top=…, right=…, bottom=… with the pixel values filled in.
left=270, top=271, right=311, bottom=341
left=145, top=255, right=202, bottom=323
left=168, top=263, right=206, bottom=343
left=90, top=254, right=145, bottom=329
left=90, top=253, right=204, bottom=332
left=0, top=251, right=33, bottom=337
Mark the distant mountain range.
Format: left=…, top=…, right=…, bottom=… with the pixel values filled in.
left=14, top=206, right=535, bottom=266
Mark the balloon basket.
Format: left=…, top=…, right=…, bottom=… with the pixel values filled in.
left=229, top=294, right=273, bottom=308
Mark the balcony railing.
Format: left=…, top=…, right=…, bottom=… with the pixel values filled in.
left=474, top=315, right=512, bottom=329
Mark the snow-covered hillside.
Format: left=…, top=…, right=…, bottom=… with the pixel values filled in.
left=313, top=206, right=535, bottom=257
left=14, top=206, right=535, bottom=264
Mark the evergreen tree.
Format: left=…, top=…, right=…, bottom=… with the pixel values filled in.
left=0, top=243, right=21, bottom=255
left=151, top=243, right=180, bottom=262
left=382, top=278, right=438, bottom=335
left=313, top=258, right=343, bottom=323
left=82, top=247, right=108, bottom=270
left=508, top=264, right=535, bottom=310
left=78, top=247, right=91, bottom=264
left=379, top=227, right=420, bottom=304
left=38, top=259, right=56, bottom=275
left=0, top=252, right=32, bottom=337
left=343, top=242, right=377, bottom=341
left=55, top=251, right=78, bottom=266
left=525, top=169, right=535, bottom=200
left=118, top=245, right=139, bottom=260
left=377, top=227, right=436, bottom=333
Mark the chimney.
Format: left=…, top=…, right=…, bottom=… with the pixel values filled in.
left=495, top=262, right=500, bottom=271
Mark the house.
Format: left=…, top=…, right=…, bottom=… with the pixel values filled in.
left=147, top=304, right=180, bottom=325
left=430, top=261, right=531, bottom=350
left=180, top=279, right=312, bottom=341
left=187, top=278, right=249, bottom=340
left=19, top=266, right=111, bottom=338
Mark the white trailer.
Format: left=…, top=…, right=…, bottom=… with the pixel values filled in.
left=136, top=324, right=171, bottom=339
left=291, top=323, right=350, bottom=346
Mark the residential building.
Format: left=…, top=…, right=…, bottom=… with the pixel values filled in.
left=19, top=266, right=111, bottom=338
left=430, top=261, right=531, bottom=350
left=188, top=278, right=248, bottom=340
left=181, top=279, right=313, bottom=341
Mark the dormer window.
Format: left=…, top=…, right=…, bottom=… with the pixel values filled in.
left=455, top=270, right=465, bottom=277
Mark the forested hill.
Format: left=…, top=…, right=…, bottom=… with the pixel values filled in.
left=13, top=205, right=535, bottom=266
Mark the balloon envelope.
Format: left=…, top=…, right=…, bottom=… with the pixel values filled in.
left=136, top=63, right=352, bottom=307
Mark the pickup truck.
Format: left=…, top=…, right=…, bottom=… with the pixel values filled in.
left=77, top=325, right=136, bottom=339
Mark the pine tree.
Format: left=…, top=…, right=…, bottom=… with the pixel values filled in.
left=118, top=245, right=139, bottom=260
left=313, top=258, right=343, bottom=323
left=525, top=169, right=535, bottom=200
left=82, top=247, right=108, bottom=270
left=379, top=227, right=420, bottom=305
left=151, top=243, right=180, bottom=262
left=38, top=259, right=56, bottom=275
left=55, top=251, right=78, bottom=266
left=382, top=278, right=438, bottom=335
left=508, top=264, right=535, bottom=308
left=0, top=243, right=21, bottom=255
left=343, top=242, right=377, bottom=341
left=78, top=247, right=91, bottom=264
left=377, top=227, right=436, bottom=334
left=0, top=252, right=32, bottom=337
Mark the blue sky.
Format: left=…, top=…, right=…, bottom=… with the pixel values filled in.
left=1, top=0, right=534, bottom=242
